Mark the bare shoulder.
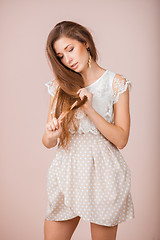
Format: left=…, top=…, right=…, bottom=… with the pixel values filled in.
left=114, top=73, right=127, bottom=80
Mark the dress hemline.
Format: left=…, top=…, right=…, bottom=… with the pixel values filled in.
left=44, top=212, right=135, bottom=227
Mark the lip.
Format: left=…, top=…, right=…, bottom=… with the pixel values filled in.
left=71, top=62, right=78, bottom=69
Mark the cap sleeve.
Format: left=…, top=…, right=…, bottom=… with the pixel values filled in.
left=45, top=79, right=58, bottom=98
left=112, top=74, right=132, bottom=104
left=45, top=79, right=58, bottom=116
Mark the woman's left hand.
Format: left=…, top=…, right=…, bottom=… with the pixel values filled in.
left=76, top=88, right=93, bottom=115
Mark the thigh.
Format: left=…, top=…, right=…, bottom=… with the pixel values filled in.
left=44, top=216, right=81, bottom=240
left=90, top=222, right=118, bottom=240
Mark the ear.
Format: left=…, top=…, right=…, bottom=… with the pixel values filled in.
left=84, top=41, right=89, bottom=49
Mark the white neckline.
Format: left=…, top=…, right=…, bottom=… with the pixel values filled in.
left=85, top=69, right=108, bottom=88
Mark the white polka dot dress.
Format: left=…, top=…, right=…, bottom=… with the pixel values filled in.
left=44, top=69, right=135, bottom=226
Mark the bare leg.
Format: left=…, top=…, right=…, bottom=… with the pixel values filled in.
left=90, top=222, right=118, bottom=240
left=44, top=216, right=81, bottom=240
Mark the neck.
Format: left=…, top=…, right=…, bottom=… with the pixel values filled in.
left=79, top=61, right=106, bottom=87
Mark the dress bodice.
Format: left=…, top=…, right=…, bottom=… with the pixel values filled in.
left=45, top=69, right=132, bottom=135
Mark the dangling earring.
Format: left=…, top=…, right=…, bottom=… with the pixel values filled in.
left=88, top=54, right=92, bottom=68
left=87, top=47, right=92, bottom=68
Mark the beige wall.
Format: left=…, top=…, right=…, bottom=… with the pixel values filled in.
left=1, top=0, right=160, bottom=239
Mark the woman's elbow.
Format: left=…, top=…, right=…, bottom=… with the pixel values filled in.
left=117, top=135, right=129, bottom=150
left=118, top=143, right=126, bottom=150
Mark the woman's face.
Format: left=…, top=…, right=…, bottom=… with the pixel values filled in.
left=53, top=36, right=89, bottom=73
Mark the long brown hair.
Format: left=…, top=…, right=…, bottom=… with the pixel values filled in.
left=46, top=21, right=98, bottom=149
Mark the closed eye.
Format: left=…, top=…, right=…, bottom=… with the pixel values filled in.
left=58, top=48, right=74, bottom=60
left=69, top=47, right=74, bottom=52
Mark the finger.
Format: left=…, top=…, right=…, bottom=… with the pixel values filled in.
left=52, top=117, right=58, bottom=126
left=54, top=118, right=62, bottom=129
left=52, top=118, right=59, bottom=130
left=79, top=92, right=85, bottom=100
left=76, top=89, right=81, bottom=94
left=50, top=119, right=56, bottom=130
left=46, top=123, right=54, bottom=131
left=46, top=124, right=50, bottom=131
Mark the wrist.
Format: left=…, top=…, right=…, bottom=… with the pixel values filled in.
left=84, top=103, right=95, bottom=116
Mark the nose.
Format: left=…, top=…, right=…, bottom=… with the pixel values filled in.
left=65, top=54, right=73, bottom=64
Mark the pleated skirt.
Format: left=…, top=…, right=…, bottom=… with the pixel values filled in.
left=45, top=131, right=135, bottom=226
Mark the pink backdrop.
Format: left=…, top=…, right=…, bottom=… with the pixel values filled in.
left=1, top=0, right=160, bottom=239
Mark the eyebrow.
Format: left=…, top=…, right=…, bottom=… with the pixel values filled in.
left=56, top=44, right=72, bottom=55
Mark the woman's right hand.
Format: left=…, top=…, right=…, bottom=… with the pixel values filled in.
left=45, top=117, right=63, bottom=140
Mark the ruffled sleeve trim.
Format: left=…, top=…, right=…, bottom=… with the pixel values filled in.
left=112, top=74, right=132, bottom=104
left=45, top=79, right=59, bottom=116
left=45, top=80, right=57, bottom=98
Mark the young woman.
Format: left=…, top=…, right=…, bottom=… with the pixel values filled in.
left=42, top=21, right=135, bottom=240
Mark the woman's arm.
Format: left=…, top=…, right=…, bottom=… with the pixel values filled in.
left=80, top=75, right=131, bottom=149
left=42, top=95, right=59, bottom=149
left=86, top=90, right=130, bottom=149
